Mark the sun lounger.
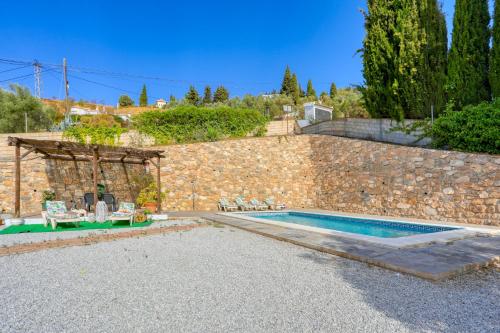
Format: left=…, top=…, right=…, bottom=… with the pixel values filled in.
left=235, top=196, right=253, bottom=211
left=218, top=198, right=238, bottom=212
left=250, top=199, right=268, bottom=210
left=264, top=197, right=286, bottom=210
left=109, top=202, right=135, bottom=226
left=42, top=201, right=84, bottom=230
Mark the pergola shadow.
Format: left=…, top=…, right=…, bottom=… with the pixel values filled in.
left=8, top=137, right=165, bottom=217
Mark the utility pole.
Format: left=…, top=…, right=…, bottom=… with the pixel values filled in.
left=63, top=58, right=70, bottom=122
left=33, top=60, right=42, bottom=98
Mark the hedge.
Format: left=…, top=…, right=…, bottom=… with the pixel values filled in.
left=430, top=100, right=500, bottom=154
left=132, top=105, right=269, bottom=144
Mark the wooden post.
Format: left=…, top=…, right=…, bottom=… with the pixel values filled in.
left=14, top=142, right=21, bottom=218
left=156, top=156, right=161, bottom=213
left=92, top=149, right=98, bottom=210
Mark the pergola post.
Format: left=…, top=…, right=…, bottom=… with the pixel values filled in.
left=156, top=155, right=161, bottom=213
left=14, top=142, right=21, bottom=218
left=92, top=148, right=98, bottom=209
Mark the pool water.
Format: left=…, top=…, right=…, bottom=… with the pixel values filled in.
left=242, top=212, right=458, bottom=238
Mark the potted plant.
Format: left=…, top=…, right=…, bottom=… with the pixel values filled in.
left=136, top=182, right=165, bottom=213
left=41, top=190, right=56, bottom=210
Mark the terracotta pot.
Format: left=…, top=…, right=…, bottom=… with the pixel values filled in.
left=143, top=202, right=157, bottom=213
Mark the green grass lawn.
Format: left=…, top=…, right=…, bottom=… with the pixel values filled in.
left=0, top=220, right=153, bottom=235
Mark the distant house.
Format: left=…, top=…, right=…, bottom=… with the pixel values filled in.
left=304, top=102, right=333, bottom=123
left=69, top=106, right=101, bottom=116
left=155, top=99, right=167, bottom=108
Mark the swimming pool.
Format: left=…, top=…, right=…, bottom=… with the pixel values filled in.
left=238, top=211, right=459, bottom=238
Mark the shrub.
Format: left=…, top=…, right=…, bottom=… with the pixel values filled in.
left=430, top=100, right=500, bottom=154
left=63, top=114, right=127, bottom=145
left=132, top=105, right=269, bottom=144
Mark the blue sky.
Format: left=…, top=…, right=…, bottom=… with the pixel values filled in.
left=0, top=1, right=469, bottom=104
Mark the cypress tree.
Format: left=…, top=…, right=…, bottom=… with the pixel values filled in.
left=202, top=86, right=212, bottom=105
left=419, top=0, right=448, bottom=117
left=362, top=0, right=448, bottom=120
left=329, top=82, right=337, bottom=99
left=362, top=0, right=402, bottom=119
left=139, top=84, right=148, bottom=107
left=290, top=74, right=300, bottom=104
left=448, top=0, right=490, bottom=109
left=213, top=86, right=229, bottom=103
left=491, top=0, right=500, bottom=98
left=185, top=86, right=200, bottom=105
left=306, top=80, right=317, bottom=98
left=280, top=66, right=292, bottom=95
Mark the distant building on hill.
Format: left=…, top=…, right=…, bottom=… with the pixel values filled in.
left=155, top=99, right=167, bottom=108
left=69, top=106, right=102, bottom=116
left=304, top=102, right=333, bottom=123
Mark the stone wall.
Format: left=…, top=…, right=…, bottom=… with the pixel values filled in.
left=158, top=136, right=317, bottom=211
left=1, top=134, right=498, bottom=225
left=309, top=136, right=499, bottom=226
left=301, top=118, right=432, bottom=146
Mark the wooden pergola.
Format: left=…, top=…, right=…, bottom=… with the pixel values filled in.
left=8, top=137, right=165, bottom=218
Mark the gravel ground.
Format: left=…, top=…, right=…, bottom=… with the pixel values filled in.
left=0, top=224, right=499, bottom=333
left=0, top=219, right=197, bottom=247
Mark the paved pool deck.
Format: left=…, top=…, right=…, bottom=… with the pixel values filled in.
left=193, top=211, right=500, bottom=281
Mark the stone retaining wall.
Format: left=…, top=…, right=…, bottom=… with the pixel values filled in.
left=0, top=135, right=498, bottom=225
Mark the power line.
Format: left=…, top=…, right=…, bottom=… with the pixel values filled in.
left=0, top=68, right=55, bottom=83
left=68, top=73, right=163, bottom=100
left=0, top=64, right=31, bottom=74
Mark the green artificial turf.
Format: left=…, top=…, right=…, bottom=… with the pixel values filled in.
left=0, top=220, right=153, bottom=235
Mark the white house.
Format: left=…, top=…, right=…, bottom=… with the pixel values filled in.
left=69, top=107, right=101, bottom=116
left=304, top=102, right=333, bottom=123
left=155, top=99, right=167, bottom=108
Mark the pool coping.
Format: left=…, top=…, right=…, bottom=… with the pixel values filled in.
left=220, top=210, right=497, bottom=248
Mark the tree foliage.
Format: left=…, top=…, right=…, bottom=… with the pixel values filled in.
left=63, top=114, right=127, bottom=145
left=0, top=85, right=55, bottom=133
left=306, top=80, right=316, bottom=98
left=329, top=82, right=337, bottom=99
left=133, top=105, right=269, bottom=144
left=290, top=74, right=300, bottom=104
left=491, top=0, right=500, bottom=98
left=213, top=86, right=229, bottom=103
left=280, top=66, right=293, bottom=95
left=185, top=85, right=201, bottom=105
left=202, top=86, right=212, bottom=105
left=361, top=0, right=448, bottom=120
left=448, top=0, right=490, bottom=110
left=430, top=100, right=500, bottom=154
left=118, top=95, right=134, bottom=107
left=139, top=84, right=148, bottom=107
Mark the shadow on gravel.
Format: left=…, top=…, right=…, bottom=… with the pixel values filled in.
left=332, top=255, right=499, bottom=333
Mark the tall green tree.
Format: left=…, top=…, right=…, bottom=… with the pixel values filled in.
left=139, top=84, right=148, bottom=107
left=329, top=82, right=337, bottom=99
left=448, top=0, right=490, bottom=110
left=306, top=80, right=317, bottom=98
left=362, top=0, right=448, bottom=120
left=0, top=85, right=55, bottom=133
left=202, top=86, right=212, bottom=105
left=419, top=0, right=448, bottom=117
left=185, top=86, right=200, bottom=105
left=280, top=65, right=293, bottom=95
left=213, top=86, right=229, bottom=103
left=290, top=73, right=300, bottom=104
left=491, top=0, right=500, bottom=98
